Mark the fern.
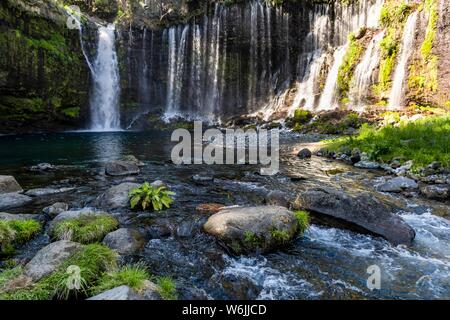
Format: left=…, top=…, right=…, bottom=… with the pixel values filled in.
left=129, top=182, right=175, bottom=211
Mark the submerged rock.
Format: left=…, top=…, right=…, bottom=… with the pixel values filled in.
left=203, top=206, right=299, bottom=254
left=0, top=175, right=23, bottom=193
left=294, top=187, right=415, bottom=245
left=420, top=184, right=449, bottom=201
left=43, top=202, right=69, bottom=218
left=105, top=160, right=140, bottom=176
left=103, top=228, right=145, bottom=255
left=97, top=182, right=140, bottom=209
left=297, top=148, right=312, bottom=159
left=24, top=240, right=82, bottom=281
left=0, top=193, right=32, bottom=210
left=377, top=177, right=419, bottom=193
left=87, top=285, right=143, bottom=300
left=25, top=187, right=74, bottom=197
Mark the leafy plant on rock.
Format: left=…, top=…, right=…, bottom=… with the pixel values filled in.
left=129, top=182, right=175, bottom=211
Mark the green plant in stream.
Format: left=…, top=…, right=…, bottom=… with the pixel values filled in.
left=294, top=210, right=310, bottom=234
left=156, top=276, right=177, bottom=300
left=52, top=214, right=118, bottom=244
left=0, top=220, right=41, bottom=255
left=129, top=182, right=175, bottom=211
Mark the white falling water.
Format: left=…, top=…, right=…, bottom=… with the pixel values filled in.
left=166, top=27, right=178, bottom=117
left=349, top=31, right=385, bottom=111
left=90, top=24, right=121, bottom=131
left=388, top=11, right=418, bottom=110
left=317, top=45, right=347, bottom=110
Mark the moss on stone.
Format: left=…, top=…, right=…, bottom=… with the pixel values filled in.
left=0, top=219, right=41, bottom=255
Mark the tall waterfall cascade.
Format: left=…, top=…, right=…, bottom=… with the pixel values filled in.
left=388, top=11, right=419, bottom=110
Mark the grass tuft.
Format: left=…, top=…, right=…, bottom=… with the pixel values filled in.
left=0, top=220, right=41, bottom=255
left=294, top=210, right=310, bottom=234
left=156, top=276, right=177, bottom=300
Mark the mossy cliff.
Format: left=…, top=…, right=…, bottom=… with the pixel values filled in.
left=0, top=0, right=90, bottom=133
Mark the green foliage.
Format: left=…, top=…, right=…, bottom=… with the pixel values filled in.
left=325, top=115, right=450, bottom=170
left=337, top=34, right=364, bottom=100
left=294, top=210, right=310, bottom=234
left=156, top=276, right=177, bottom=300
left=129, top=182, right=175, bottom=211
left=52, top=214, right=118, bottom=244
left=1, top=244, right=118, bottom=300
left=380, top=1, right=413, bottom=27
left=293, top=109, right=312, bottom=124
left=270, top=229, right=290, bottom=242
left=0, top=219, right=41, bottom=255
left=91, top=263, right=150, bottom=295
left=243, top=231, right=260, bottom=247
left=374, top=28, right=398, bottom=97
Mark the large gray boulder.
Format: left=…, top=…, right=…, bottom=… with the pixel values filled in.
left=97, top=183, right=140, bottom=209
left=0, top=193, right=32, bottom=210
left=43, top=202, right=69, bottom=218
left=0, top=175, right=23, bottom=193
left=87, top=285, right=143, bottom=300
left=25, top=187, right=74, bottom=197
left=52, top=208, right=109, bottom=223
left=105, top=160, right=140, bottom=176
left=377, top=176, right=419, bottom=193
left=203, top=206, right=299, bottom=254
left=102, top=228, right=145, bottom=255
left=24, top=240, right=82, bottom=281
left=294, top=187, right=415, bottom=245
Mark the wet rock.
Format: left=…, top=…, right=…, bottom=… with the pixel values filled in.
left=420, top=174, right=450, bottom=185
left=420, top=184, right=449, bottom=201
left=265, top=190, right=289, bottom=208
left=0, top=175, right=23, bottom=194
left=297, top=148, right=312, bottom=159
left=221, top=273, right=262, bottom=300
left=52, top=208, right=109, bottom=224
left=97, top=182, right=140, bottom=209
left=29, top=163, right=55, bottom=172
left=192, top=174, right=214, bottom=183
left=24, top=240, right=82, bottom=281
left=105, top=160, right=140, bottom=176
left=176, top=220, right=196, bottom=238
left=141, top=280, right=162, bottom=300
left=87, top=285, right=143, bottom=300
left=0, top=193, right=32, bottom=211
left=350, top=148, right=361, bottom=164
left=43, top=202, right=69, bottom=218
left=122, top=155, right=145, bottom=167
left=394, top=160, right=414, bottom=176
left=0, top=212, right=40, bottom=221
left=196, top=203, right=225, bottom=215
left=377, top=177, right=419, bottom=193
left=25, top=187, right=74, bottom=197
left=203, top=206, right=299, bottom=254
left=354, top=161, right=380, bottom=169
left=102, top=228, right=145, bottom=255
left=294, top=187, right=415, bottom=245
left=390, top=160, right=402, bottom=169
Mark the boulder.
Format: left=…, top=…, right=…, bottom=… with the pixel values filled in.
left=420, top=184, right=449, bottom=201
left=297, top=148, right=312, bottom=159
left=0, top=212, right=40, bottom=221
left=24, top=240, right=82, bottom=281
left=141, top=280, right=162, bottom=300
left=97, top=183, right=140, bottom=209
left=105, top=160, right=140, bottom=176
left=377, top=177, right=419, bottom=193
left=43, top=202, right=69, bottom=218
left=0, top=176, right=23, bottom=194
left=52, top=208, right=109, bottom=223
left=25, top=187, right=74, bottom=197
left=102, top=228, right=145, bottom=255
left=122, top=155, right=145, bottom=167
left=195, top=203, right=225, bottom=215
left=265, top=190, right=289, bottom=208
left=354, top=161, right=380, bottom=169
left=203, top=206, right=299, bottom=254
left=29, top=163, right=55, bottom=172
left=294, top=187, right=415, bottom=245
left=87, top=285, right=143, bottom=300
left=0, top=193, right=32, bottom=211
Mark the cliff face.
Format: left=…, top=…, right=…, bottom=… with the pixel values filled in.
left=435, top=0, right=450, bottom=107
left=0, top=0, right=91, bottom=133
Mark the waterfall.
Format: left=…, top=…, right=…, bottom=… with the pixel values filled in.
left=349, top=31, right=385, bottom=110
left=388, top=11, right=418, bottom=110
left=89, top=25, right=121, bottom=131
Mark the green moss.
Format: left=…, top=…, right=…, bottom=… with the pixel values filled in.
left=294, top=210, right=310, bottom=234
left=243, top=231, right=260, bottom=247
left=0, top=219, right=41, bottom=255
left=325, top=115, right=450, bottom=170
left=60, top=107, right=80, bottom=118
left=91, top=263, right=150, bottom=295
left=293, top=109, right=312, bottom=124
left=52, top=214, right=118, bottom=244
left=270, top=229, right=291, bottom=242
left=156, top=276, right=177, bottom=300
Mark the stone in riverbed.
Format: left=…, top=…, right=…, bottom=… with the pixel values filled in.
left=203, top=206, right=299, bottom=254
left=102, top=228, right=145, bottom=255
left=87, top=285, right=143, bottom=300
left=0, top=212, right=40, bottom=221
left=25, top=187, right=74, bottom=197
left=0, top=193, right=32, bottom=211
left=0, top=175, right=23, bottom=194
left=354, top=161, right=380, bottom=169
left=195, top=203, right=225, bottom=215
left=264, top=190, right=289, bottom=208
left=294, top=187, right=415, bottom=245
left=122, top=155, right=145, bottom=167
left=377, top=176, right=419, bottom=193
left=51, top=208, right=109, bottom=223
left=97, top=182, right=140, bottom=209
left=43, top=202, right=69, bottom=218
left=24, top=240, right=82, bottom=281
left=297, top=148, right=312, bottom=159
left=105, top=160, right=140, bottom=176
left=420, top=184, right=449, bottom=201
left=29, top=163, right=55, bottom=172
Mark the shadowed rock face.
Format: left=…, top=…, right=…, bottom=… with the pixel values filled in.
left=203, top=206, right=299, bottom=254
left=294, top=187, right=416, bottom=246
left=0, top=175, right=23, bottom=193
